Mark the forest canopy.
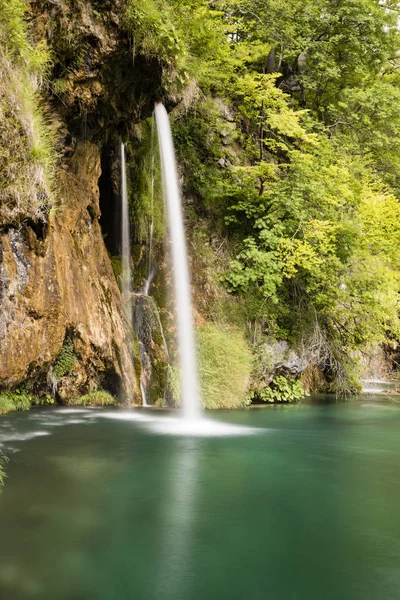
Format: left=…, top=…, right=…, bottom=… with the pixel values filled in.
left=140, top=0, right=400, bottom=393
left=2, top=0, right=400, bottom=396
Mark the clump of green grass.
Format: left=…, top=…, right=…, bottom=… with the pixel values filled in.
left=0, top=0, right=55, bottom=222
left=70, top=390, right=116, bottom=407
left=0, top=391, right=32, bottom=415
left=196, top=323, right=253, bottom=409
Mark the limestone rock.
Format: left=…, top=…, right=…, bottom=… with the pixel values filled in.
left=0, top=141, right=139, bottom=402
left=257, top=339, right=306, bottom=384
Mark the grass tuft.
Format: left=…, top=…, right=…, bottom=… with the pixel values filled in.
left=0, top=391, right=32, bottom=415
left=0, top=0, right=55, bottom=223
left=70, top=390, right=116, bottom=407
left=196, top=323, right=253, bottom=409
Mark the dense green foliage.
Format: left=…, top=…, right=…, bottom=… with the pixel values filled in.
left=139, top=0, right=400, bottom=393
left=248, top=376, right=305, bottom=403
left=53, top=338, right=76, bottom=379
left=0, top=390, right=33, bottom=415
left=0, top=389, right=54, bottom=415
left=0, top=0, right=54, bottom=222
left=196, top=323, right=253, bottom=408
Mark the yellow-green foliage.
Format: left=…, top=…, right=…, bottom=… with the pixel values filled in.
left=0, top=391, right=32, bottom=415
left=70, top=391, right=116, bottom=407
left=249, top=376, right=306, bottom=404
left=128, top=118, right=165, bottom=246
left=124, top=0, right=226, bottom=90
left=124, top=0, right=187, bottom=89
left=0, top=0, right=54, bottom=221
left=196, top=323, right=253, bottom=409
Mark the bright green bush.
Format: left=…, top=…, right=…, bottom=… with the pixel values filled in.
left=248, top=376, right=306, bottom=404
left=196, top=323, right=253, bottom=409
left=70, top=391, right=116, bottom=407
left=0, top=390, right=33, bottom=415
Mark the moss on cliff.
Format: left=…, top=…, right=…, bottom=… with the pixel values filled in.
left=0, top=0, right=55, bottom=225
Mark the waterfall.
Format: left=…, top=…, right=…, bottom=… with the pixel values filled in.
left=142, top=121, right=156, bottom=296
left=121, top=143, right=133, bottom=327
left=154, top=103, right=201, bottom=420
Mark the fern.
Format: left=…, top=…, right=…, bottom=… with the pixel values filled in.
left=53, top=338, right=76, bottom=378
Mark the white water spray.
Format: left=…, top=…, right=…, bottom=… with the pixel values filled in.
left=154, top=103, right=201, bottom=420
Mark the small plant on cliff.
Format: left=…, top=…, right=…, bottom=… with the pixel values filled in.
left=53, top=338, right=76, bottom=379
left=248, top=376, right=306, bottom=404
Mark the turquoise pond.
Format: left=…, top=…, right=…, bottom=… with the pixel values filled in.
left=0, top=399, right=399, bottom=599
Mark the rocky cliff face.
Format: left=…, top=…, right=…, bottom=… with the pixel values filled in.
left=0, top=140, right=138, bottom=400
left=0, top=0, right=167, bottom=402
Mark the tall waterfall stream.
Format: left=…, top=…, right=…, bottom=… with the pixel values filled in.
left=154, top=103, right=202, bottom=420
left=121, top=106, right=201, bottom=418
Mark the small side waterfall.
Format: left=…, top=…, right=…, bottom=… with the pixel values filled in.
left=121, top=143, right=133, bottom=327
left=143, top=120, right=156, bottom=296
left=154, top=103, right=201, bottom=420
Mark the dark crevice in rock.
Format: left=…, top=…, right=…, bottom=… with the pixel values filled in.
left=100, top=366, right=121, bottom=396
left=99, top=141, right=121, bottom=256
left=24, top=218, right=48, bottom=242
left=87, top=205, right=96, bottom=222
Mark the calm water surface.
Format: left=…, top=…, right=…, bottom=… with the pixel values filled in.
left=0, top=399, right=399, bottom=600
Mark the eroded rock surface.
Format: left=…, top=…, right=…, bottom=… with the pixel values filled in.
left=0, top=141, right=138, bottom=401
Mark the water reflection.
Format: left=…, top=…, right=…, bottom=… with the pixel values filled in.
left=153, top=438, right=199, bottom=599
left=0, top=404, right=399, bottom=599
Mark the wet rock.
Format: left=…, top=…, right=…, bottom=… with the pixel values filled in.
left=132, top=294, right=169, bottom=406
left=0, top=141, right=139, bottom=401
left=257, top=339, right=306, bottom=384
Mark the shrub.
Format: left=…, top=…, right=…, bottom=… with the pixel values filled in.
left=32, top=395, right=55, bottom=406
left=70, top=390, right=116, bottom=407
left=196, top=323, right=253, bottom=409
left=249, top=376, right=306, bottom=404
left=0, top=390, right=33, bottom=415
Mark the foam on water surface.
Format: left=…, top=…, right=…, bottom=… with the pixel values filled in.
left=96, top=410, right=261, bottom=437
